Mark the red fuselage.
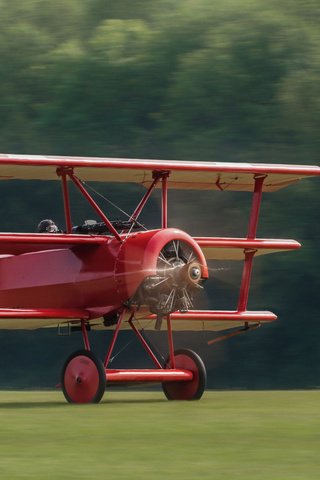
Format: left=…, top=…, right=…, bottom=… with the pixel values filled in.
left=0, top=229, right=208, bottom=319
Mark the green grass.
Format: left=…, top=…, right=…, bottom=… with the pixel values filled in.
left=0, top=390, right=320, bottom=479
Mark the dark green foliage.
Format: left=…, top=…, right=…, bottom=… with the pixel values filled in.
left=0, top=0, right=319, bottom=389
left=1, top=0, right=319, bottom=160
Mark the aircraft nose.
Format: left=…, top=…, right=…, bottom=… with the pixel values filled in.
left=187, top=262, right=202, bottom=283
left=173, top=261, right=202, bottom=287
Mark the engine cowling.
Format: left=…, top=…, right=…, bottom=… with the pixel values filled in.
left=114, top=228, right=208, bottom=316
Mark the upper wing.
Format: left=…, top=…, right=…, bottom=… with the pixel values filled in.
left=0, top=154, right=319, bottom=192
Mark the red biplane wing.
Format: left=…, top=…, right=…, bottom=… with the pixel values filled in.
left=0, top=308, right=89, bottom=329
left=194, top=237, right=301, bottom=260
left=0, top=154, right=319, bottom=191
left=0, top=154, right=319, bottom=332
left=115, top=309, right=277, bottom=333
left=0, top=233, right=106, bottom=256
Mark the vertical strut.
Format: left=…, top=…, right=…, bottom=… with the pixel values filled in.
left=81, top=320, right=90, bottom=351
left=247, top=175, right=266, bottom=239
left=60, top=171, right=72, bottom=233
left=162, top=174, right=168, bottom=228
left=167, top=314, right=175, bottom=368
left=237, top=250, right=256, bottom=312
left=237, top=175, right=266, bottom=312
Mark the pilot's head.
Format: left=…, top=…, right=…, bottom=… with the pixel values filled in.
left=37, top=219, right=59, bottom=233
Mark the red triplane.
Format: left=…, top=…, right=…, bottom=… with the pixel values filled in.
left=0, top=154, right=319, bottom=403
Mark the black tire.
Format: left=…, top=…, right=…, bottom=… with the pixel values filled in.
left=61, top=350, right=106, bottom=404
left=162, top=349, right=207, bottom=400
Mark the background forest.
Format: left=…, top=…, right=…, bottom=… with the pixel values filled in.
left=0, top=0, right=319, bottom=389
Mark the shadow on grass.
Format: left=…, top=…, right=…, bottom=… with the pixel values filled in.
left=0, top=401, right=68, bottom=409
left=0, top=397, right=166, bottom=409
left=102, top=398, right=167, bottom=405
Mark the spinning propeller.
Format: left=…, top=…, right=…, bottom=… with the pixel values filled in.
left=135, top=240, right=204, bottom=328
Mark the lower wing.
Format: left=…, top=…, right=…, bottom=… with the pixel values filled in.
left=0, top=308, right=89, bottom=329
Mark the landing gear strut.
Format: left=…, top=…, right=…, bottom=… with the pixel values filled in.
left=60, top=314, right=207, bottom=404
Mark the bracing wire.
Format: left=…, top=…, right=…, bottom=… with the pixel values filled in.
left=135, top=318, right=167, bottom=365
left=107, top=316, right=166, bottom=366
left=107, top=334, right=137, bottom=364
left=76, top=177, right=147, bottom=230
left=78, top=177, right=131, bottom=218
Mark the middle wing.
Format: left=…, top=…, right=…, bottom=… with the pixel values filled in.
left=0, top=233, right=107, bottom=255
left=194, top=237, right=301, bottom=260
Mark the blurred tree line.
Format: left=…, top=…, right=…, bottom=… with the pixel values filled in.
left=1, top=0, right=320, bottom=162
left=0, top=0, right=319, bottom=389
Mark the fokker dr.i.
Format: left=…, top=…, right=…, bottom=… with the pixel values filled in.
left=0, top=154, right=319, bottom=402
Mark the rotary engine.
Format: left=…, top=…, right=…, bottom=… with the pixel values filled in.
left=113, top=228, right=208, bottom=326
left=129, top=234, right=208, bottom=326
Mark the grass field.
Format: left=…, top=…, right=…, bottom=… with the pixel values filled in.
left=0, top=390, right=319, bottom=479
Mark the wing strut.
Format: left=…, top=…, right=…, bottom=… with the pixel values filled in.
left=129, top=175, right=160, bottom=223
left=57, top=167, right=171, bottom=240
left=151, top=170, right=170, bottom=228
left=57, top=167, right=123, bottom=241
left=160, top=171, right=170, bottom=228
left=207, top=323, right=261, bottom=346
left=60, top=170, right=72, bottom=234
left=238, top=175, right=266, bottom=312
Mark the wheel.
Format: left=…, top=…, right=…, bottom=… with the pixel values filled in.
left=61, top=350, right=106, bottom=404
left=162, top=349, right=207, bottom=400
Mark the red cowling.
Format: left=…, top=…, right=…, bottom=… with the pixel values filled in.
left=113, top=228, right=208, bottom=317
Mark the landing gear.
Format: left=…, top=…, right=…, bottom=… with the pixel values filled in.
left=162, top=349, right=207, bottom=400
left=60, top=316, right=207, bottom=403
left=61, top=350, right=106, bottom=404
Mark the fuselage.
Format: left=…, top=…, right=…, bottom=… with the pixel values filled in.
left=0, top=229, right=208, bottom=319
